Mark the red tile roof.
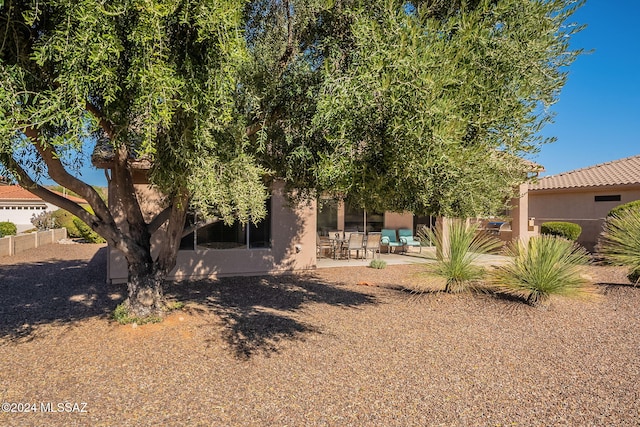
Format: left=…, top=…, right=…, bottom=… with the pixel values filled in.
left=529, top=154, right=640, bottom=191
left=0, top=185, right=42, bottom=200
left=0, top=185, right=88, bottom=204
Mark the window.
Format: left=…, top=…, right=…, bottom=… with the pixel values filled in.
left=180, top=198, right=272, bottom=250
left=595, top=195, right=621, bottom=202
left=344, top=201, right=383, bottom=233
left=317, top=199, right=339, bottom=236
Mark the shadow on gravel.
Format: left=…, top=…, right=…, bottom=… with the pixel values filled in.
left=167, top=274, right=378, bottom=359
left=597, top=282, right=639, bottom=294
left=0, top=247, right=124, bottom=342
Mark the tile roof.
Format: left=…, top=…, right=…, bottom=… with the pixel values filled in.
left=0, top=185, right=42, bottom=200
left=0, top=185, right=88, bottom=204
left=529, top=154, right=640, bottom=191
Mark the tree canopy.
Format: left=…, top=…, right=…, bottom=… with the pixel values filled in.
left=243, top=0, right=583, bottom=217
left=0, top=0, right=584, bottom=317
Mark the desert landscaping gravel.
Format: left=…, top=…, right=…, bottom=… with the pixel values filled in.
left=1, top=242, right=639, bottom=426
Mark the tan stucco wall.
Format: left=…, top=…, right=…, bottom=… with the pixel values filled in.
left=510, top=183, right=538, bottom=243
left=528, top=186, right=640, bottom=251
left=108, top=180, right=317, bottom=283
left=383, top=212, right=414, bottom=230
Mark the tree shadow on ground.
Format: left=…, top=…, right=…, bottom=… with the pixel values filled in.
left=0, top=247, right=125, bottom=342
left=166, top=274, right=378, bottom=359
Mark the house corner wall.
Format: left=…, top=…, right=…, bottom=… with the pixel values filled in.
left=511, top=183, right=536, bottom=243
left=106, top=179, right=317, bottom=283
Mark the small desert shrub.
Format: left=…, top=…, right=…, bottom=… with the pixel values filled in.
left=31, top=211, right=58, bottom=230
left=112, top=303, right=162, bottom=325
left=369, top=259, right=387, bottom=269
left=0, top=221, right=17, bottom=237
left=598, top=208, right=640, bottom=285
left=424, top=219, right=502, bottom=293
left=73, top=217, right=106, bottom=243
left=489, top=235, right=591, bottom=306
left=165, top=301, right=186, bottom=311
left=540, top=221, right=582, bottom=241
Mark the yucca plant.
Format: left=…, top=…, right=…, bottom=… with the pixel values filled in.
left=489, top=235, right=591, bottom=306
left=421, top=219, right=502, bottom=293
left=598, top=209, right=640, bottom=285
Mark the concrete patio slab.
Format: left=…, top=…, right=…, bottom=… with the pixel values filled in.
left=316, top=246, right=510, bottom=269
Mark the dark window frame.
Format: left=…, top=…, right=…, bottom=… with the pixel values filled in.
left=595, top=195, right=621, bottom=202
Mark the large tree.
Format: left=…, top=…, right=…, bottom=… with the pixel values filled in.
left=0, top=0, right=583, bottom=318
left=0, top=0, right=268, bottom=317
left=244, top=0, right=584, bottom=216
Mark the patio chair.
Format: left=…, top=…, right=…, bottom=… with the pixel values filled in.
left=316, top=232, right=335, bottom=258
left=364, top=233, right=382, bottom=259
left=380, top=229, right=403, bottom=254
left=398, top=229, right=421, bottom=253
left=341, top=232, right=364, bottom=260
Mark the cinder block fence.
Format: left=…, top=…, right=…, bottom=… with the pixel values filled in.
left=0, top=228, right=68, bottom=257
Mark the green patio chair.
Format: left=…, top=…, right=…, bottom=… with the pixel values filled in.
left=398, top=229, right=421, bottom=253
left=380, top=229, right=403, bottom=254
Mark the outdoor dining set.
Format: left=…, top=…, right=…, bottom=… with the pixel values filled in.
left=316, top=228, right=423, bottom=260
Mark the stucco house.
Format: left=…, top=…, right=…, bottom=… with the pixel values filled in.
left=0, top=185, right=58, bottom=233
left=94, top=138, right=553, bottom=283
left=102, top=177, right=422, bottom=283
left=527, top=154, right=640, bottom=251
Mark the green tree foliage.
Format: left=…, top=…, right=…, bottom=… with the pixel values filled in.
left=1, top=0, right=584, bottom=318
left=598, top=209, right=640, bottom=285
left=490, top=235, right=592, bottom=306
left=0, top=0, right=267, bottom=317
left=244, top=0, right=584, bottom=216
left=421, top=219, right=502, bottom=293
left=540, top=221, right=582, bottom=241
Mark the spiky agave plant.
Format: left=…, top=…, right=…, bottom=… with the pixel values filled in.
left=422, top=219, right=502, bottom=293
left=598, top=209, right=640, bottom=284
left=490, top=235, right=591, bottom=306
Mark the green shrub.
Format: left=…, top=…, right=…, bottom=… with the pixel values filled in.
left=369, top=259, right=387, bottom=269
left=489, top=235, right=592, bottom=306
left=72, top=217, right=106, bottom=243
left=51, top=209, right=81, bottom=237
left=540, top=221, right=582, bottom=241
left=598, top=209, right=640, bottom=285
left=608, top=200, right=640, bottom=218
left=0, top=221, right=17, bottom=237
left=424, top=219, right=502, bottom=293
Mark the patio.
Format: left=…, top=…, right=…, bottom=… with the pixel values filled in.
left=315, top=246, right=511, bottom=268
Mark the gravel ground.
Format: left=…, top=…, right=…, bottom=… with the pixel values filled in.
left=1, top=243, right=639, bottom=426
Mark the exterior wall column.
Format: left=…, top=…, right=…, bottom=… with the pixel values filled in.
left=511, top=182, right=537, bottom=243
left=336, top=200, right=345, bottom=231
left=435, top=216, right=450, bottom=258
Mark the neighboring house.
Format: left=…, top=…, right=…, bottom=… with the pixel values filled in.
left=0, top=185, right=87, bottom=233
left=527, top=154, right=640, bottom=251
left=0, top=185, right=56, bottom=233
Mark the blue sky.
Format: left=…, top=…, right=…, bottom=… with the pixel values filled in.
left=534, top=0, right=640, bottom=176
left=73, top=0, right=639, bottom=186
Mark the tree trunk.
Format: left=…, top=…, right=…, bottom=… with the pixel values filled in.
left=125, top=261, right=165, bottom=318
